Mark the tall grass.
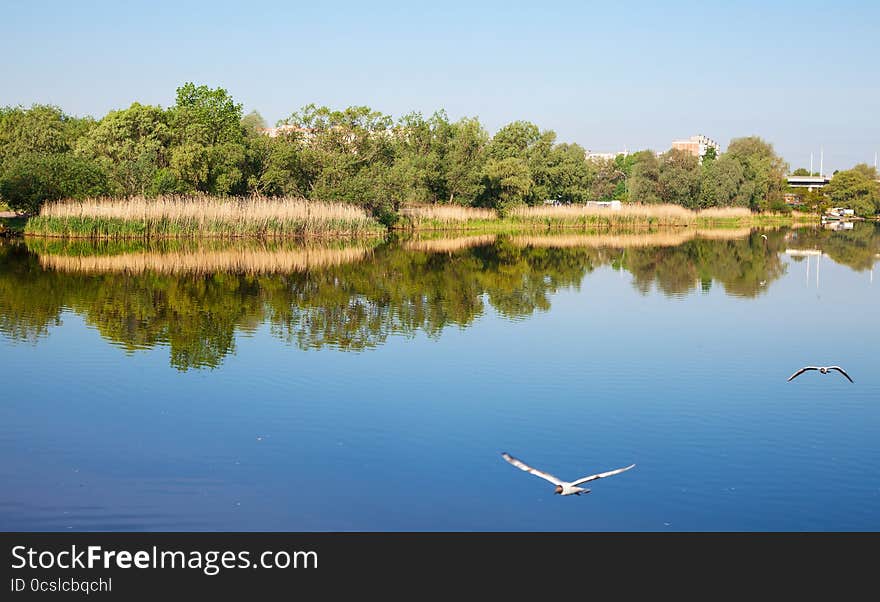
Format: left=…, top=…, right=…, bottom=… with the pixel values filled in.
left=507, top=204, right=756, bottom=227
left=398, top=205, right=498, bottom=230
left=26, top=195, right=384, bottom=239
left=398, top=203, right=814, bottom=231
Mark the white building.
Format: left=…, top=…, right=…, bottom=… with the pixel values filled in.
left=671, top=135, right=720, bottom=160
left=585, top=150, right=628, bottom=162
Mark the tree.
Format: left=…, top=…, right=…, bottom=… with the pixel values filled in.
left=702, top=146, right=717, bottom=164
left=850, top=163, right=879, bottom=181
left=241, top=110, right=267, bottom=133
left=0, top=105, right=92, bottom=163
left=0, top=152, right=109, bottom=213
left=588, top=158, right=625, bottom=201
left=0, top=105, right=103, bottom=211
left=824, top=167, right=880, bottom=217
left=441, top=117, right=488, bottom=205
left=76, top=102, right=170, bottom=196
left=700, top=154, right=747, bottom=208
left=627, top=151, right=660, bottom=204
left=659, top=149, right=701, bottom=208
left=479, top=157, right=532, bottom=212
left=168, top=83, right=248, bottom=194
left=545, top=143, right=594, bottom=204
left=486, top=121, right=541, bottom=161
left=725, top=136, right=788, bottom=210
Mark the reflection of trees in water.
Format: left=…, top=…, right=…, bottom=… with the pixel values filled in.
left=1, top=225, right=875, bottom=369
left=622, top=231, right=788, bottom=297
left=784, top=223, right=880, bottom=272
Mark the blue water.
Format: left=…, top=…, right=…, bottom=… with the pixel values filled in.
left=1, top=227, right=878, bottom=531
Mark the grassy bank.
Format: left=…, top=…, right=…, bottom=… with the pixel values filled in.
left=397, top=204, right=816, bottom=231
left=19, top=197, right=818, bottom=240
left=25, top=196, right=385, bottom=239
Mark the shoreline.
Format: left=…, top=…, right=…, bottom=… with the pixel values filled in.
left=11, top=201, right=819, bottom=241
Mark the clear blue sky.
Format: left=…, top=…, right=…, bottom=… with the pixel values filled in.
left=2, top=0, right=878, bottom=171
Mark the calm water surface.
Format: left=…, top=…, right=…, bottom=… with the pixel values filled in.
left=1, top=225, right=878, bottom=531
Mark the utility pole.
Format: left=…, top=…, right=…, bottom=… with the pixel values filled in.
left=820, top=147, right=824, bottom=178
left=810, top=152, right=813, bottom=176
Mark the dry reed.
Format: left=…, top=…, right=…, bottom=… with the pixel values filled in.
left=398, top=205, right=497, bottom=228
left=28, top=195, right=383, bottom=239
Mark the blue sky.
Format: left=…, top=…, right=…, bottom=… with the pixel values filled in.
left=2, top=0, right=878, bottom=171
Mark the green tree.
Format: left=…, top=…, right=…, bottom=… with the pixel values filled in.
left=0, top=105, right=92, bottom=163
left=627, top=151, right=661, bottom=204
left=702, top=146, right=717, bottom=164
left=241, top=110, right=267, bottom=133
left=725, top=136, right=788, bottom=210
left=0, top=152, right=109, bottom=213
left=545, top=143, right=594, bottom=204
left=168, top=83, right=248, bottom=195
left=700, top=154, right=747, bottom=208
left=479, top=157, right=532, bottom=212
left=659, top=149, right=701, bottom=208
left=76, top=102, right=170, bottom=196
left=824, top=167, right=880, bottom=217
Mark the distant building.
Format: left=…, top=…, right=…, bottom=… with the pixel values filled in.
left=585, top=150, right=628, bottom=162
left=257, top=124, right=316, bottom=139
left=586, top=200, right=622, bottom=210
left=671, top=135, right=720, bottom=160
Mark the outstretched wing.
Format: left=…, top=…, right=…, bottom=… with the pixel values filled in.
left=571, top=463, right=636, bottom=487
left=501, top=453, right=564, bottom=486
left=828, top=366, right=854, bottom=383
left=788, top=367, right=818, bottom=382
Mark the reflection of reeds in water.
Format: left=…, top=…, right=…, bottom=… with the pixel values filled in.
left=403, top=235, right=498, bottom=253
left=39, top=244, right=373, bottom=275
left=397, top=228, right=755, bottom=254
left=511, top=228, right=753, bottom=249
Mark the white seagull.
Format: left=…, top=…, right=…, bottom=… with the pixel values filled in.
left=501, top=452, right=635, bottom=496
left=787, top=366, right=854, bottom=383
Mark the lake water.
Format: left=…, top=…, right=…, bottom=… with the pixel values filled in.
left=1, top=224, right=878, bottom=531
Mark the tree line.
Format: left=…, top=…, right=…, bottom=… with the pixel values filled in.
left=1, top=82, right=877, bottom=220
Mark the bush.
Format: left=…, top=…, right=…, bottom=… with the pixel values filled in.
left=0, top=152, right=110, bottom=214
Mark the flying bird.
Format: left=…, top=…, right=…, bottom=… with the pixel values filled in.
left=787, top=366, right=854, bottom=383
left=501, top=452, right=635, bottom=496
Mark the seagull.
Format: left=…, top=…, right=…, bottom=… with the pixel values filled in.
left=761, top=234, right=768, bottom=241
left=501, top=452, right=635, bottom=496
left=787, top=366, right=854, bottom=383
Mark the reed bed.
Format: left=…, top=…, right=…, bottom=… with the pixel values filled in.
left=398, top=205, right=498, bottom=229
left=399, top=203, right=813, bottom=231
left=507, top=204, right=760, bottom=227
left=26, top=195, right=384, bottom=239
left=37, top=243, right=374, bottom=275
